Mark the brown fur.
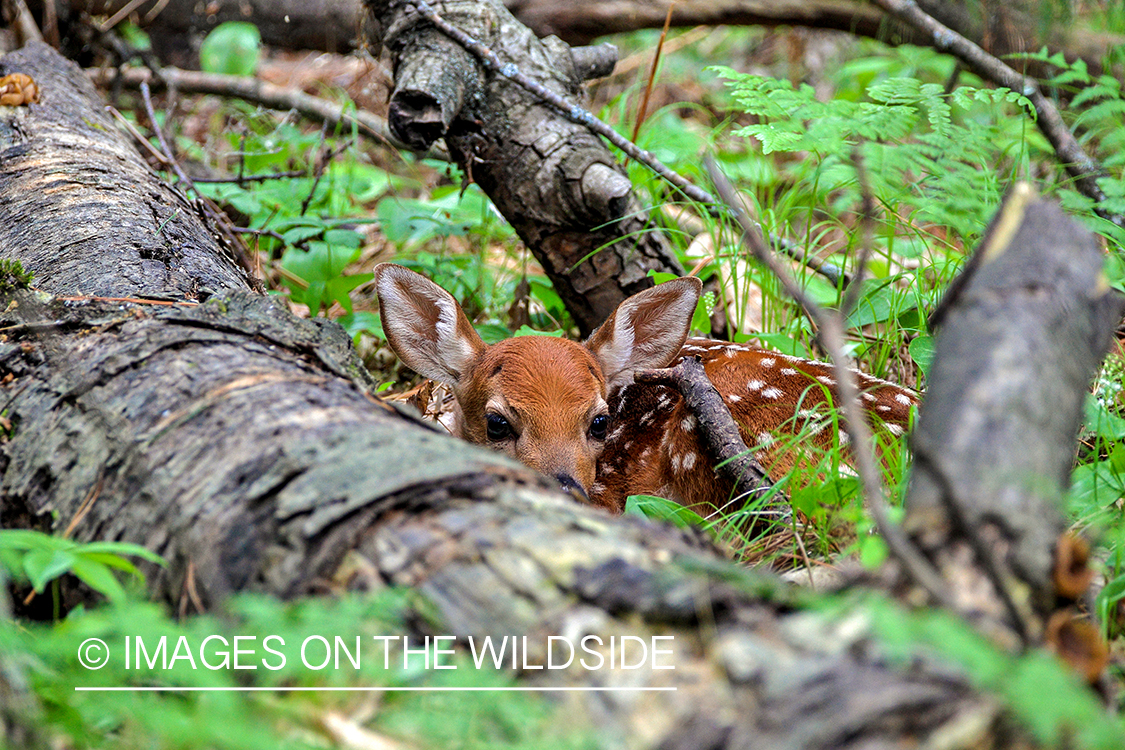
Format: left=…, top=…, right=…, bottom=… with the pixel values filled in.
left=453, top=335, right=608, bottom=493
left=592, top=338, right=917, bottom=514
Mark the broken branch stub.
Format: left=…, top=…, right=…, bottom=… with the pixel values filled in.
left=365, top=0, right=689, bottom=335
left=907, top=185, right=1124, bottom=638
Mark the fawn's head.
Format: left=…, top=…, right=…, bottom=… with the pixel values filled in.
left=373, top=264, right=701, bottom=501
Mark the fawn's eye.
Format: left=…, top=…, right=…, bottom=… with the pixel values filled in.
left=588, top=414, right=609, bottom=441
left=486, top=413, right=513, bottom=441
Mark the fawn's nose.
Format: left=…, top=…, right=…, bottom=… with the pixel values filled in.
left=555, top=474, right=589, bottom=503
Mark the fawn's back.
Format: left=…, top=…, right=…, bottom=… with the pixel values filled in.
left=374, top=264, right=918, bottom=512
left=593, top=338, right=915, bottom=514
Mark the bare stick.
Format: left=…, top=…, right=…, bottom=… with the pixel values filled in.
left=634, top=356, right=779, bottom=511
left=90, top=66, right=437, bottom=157
left=869, top=0, right=1120, bottom=228
left=631, top=1, right=675, bottom=143
left=4, top=0, right=43, bottom=45
left=840, top=145, right=877, bottom=319
left=705, top=157, right=955, bottom=610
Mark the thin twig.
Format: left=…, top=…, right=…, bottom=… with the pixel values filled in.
left=107, top=104, right=171, bottom=165
left=140, top=82, right=194, bottom=189
left=191, top=171, right=307, bottom=184
left=397, top=0, right=717, bottom=206
left=869, top=0, right=1121, bottom=228
left=634, top=356, right=778, bottom=506
left=705, top=156, right=956, bottom=610
left=97, top=0, right=150, bottom=33
left=138, top=83, right=262, bottom=289
left=632, top=1, right=675, bottom=143
left=89, top=66, right=435, bottom=157
left=5, top=0, right=44, bottom=46
left=840, top=145, right=877, bottom=319
left=300, top=127, right=355, bottom=217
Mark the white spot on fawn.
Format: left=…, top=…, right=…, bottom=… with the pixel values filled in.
left=640, top=410, right=655, bottom=426
left=761, top=387, right=783, bottom=399
left=748, top=379, right=765, bottom=391
left=895, top=393, right=913, bottom=405
left=591, top=482, right=606, bottom=494
left=671, top=453, right=683, bottom=472
left=681, top=416, right=696, bottom=432
left=602, top=465, right=615, bottom=474
left=682, top=452, right=697, bottom=470
left=781, top=368, right=798, bottom=375
left=727, top=394, right=742, bottom=403
left=863, top=393, right=877, bottom=402
left=756, top=432, right=772, bottom=445
left=817, top=375, right=835, bottom=386
left=876, top=404, right=891, bottom=412
left=886, top=423, right=905, bottom=436
left=759, top=358, right=776, bottom=368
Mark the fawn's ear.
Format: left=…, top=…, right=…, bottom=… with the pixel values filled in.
left=586, top=277, right=702, bottom=395
left=373, top=263, right=486, bottom=384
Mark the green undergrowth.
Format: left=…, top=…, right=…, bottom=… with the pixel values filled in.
left=0, top=578, right=593, bottom=750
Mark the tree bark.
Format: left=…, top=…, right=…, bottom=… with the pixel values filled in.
left=1, top=39, right=1120, bottom=750
left=904, top=185, right=1123, bottom=671
left=365, top=0, right=689, bottom=336
left=0, top=42, right=254, bottom=299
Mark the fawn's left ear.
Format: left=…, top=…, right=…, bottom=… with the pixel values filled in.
left=585, top=277, right=702, bottom=395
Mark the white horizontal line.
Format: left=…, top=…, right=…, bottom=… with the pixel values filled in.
left=75, top=686, right=677, bottom=692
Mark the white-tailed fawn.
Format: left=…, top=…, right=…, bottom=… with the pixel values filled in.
left=374, top=263, right=918, bottom=514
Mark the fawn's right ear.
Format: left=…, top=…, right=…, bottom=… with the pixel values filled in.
left=586, top=276, right=702, bottom=395
left=373, top=263, right=486, bottom=384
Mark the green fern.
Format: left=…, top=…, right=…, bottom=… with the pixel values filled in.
left=712, top=66, right=1034, bottom=244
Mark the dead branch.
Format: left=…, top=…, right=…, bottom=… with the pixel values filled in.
left=87, top=65, right=418, bottom=152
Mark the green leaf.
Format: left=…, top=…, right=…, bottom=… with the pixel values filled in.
left=199, top=22, right=261, bottom=77
left=857, top=533, right=889, bottom=568
left=24, top=547, right=76, bottom=592
left=77, top=552, right=142, bottom=580
left=625, top=495, right=708, bottom=528
left=0, top=529, right=65, bottom=552
left=478, top=323, right=515, bottom=344
left=1096, top=572, right=1125, bottom=636
left=78, top=541, right=166, bottom=566
left=69, top=557, right=127, bottom=603
left=511, top=325, right=563, bottom=338
left=338, top=311, right=384, bottom=342
left=908, top=335, right=934, bottom=378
